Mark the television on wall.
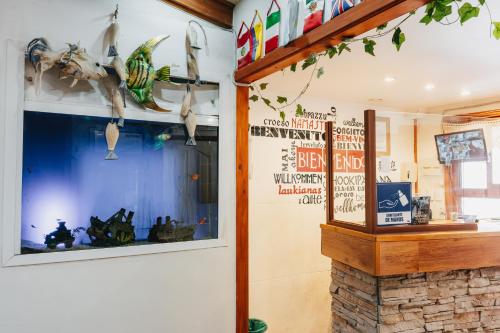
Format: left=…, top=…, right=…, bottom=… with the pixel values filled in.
left=435, top=129, right=487, bottom=164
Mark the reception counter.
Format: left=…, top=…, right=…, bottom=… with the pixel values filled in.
left=321, top=223, right=500, bottom=332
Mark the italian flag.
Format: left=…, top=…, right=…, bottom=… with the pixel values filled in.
left=303, top=0, right=325, bottom=34
left=265, top=0, right=281, bottom=54
left=237, top=22, right=253, bottom=69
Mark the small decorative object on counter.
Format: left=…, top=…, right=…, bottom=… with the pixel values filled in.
left=44, top=220, right=75, bottom=250
left=126, top=35, right=172, bottom=112
left=87, top=208, right=135, bottom=247
left=148, top=216, right=196, bottom=243
left=411, top=196, right=431, bottom=225
left=265, top=0, right=281, bottom=54
left=250, top=11, right=264, bottom=61
left=303, top=0, right=324, bottom=34
left=237, top=21, right=253, bottom=69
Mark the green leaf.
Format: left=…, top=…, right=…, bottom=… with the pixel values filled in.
left=479, top=0, right=485, bottom=5
left=493, top=22, right=500, bottom=39
left=392, top=27, right=406, bottom=51
left=432, top=2, right=452, bottom=22
left=259, top=83, right=269, bottom=90
left=338, top=43, right=351, bottom=55
left=301, top=54, right=318, bottom=70
left=249, top=85, right=254, bottom=91
left=262, top=97, right=276, bottom=110
left=249, top=95, right=259, bottom=102
left=363, top=38, right=376, bottom=56
left=376, top=23, right=388, bottom=31
left=295, top=104, right=304, bottom=117
left=420, top=14, right=432, bottom=25
left=327, top=46, right=338, bottom=59
left=290, top=63, right=297, bottom=72
left=280, top=111, right=286, bottom=121
left=277, top=96, right=288, bottom=104
left=317, top=67, right=325, bottom=79
left=458, top=3, right=480, bottom=25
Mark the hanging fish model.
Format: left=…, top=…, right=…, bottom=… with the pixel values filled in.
left=105, top=122, right=120, bottom=160
left=186, top=32, right=200, bottom=86
left=111, top=89, right=125, bottom=127
left=185, top=110, right=197, bottom=146
left=180, top=85, right=192, bottom=118
left=26, top=38, right=108, bottom=93
left=107, top=20, right=120, bottom=57
left=111, top=56, right=128, bottom=89
left=126, top=35, right=172, bottom=112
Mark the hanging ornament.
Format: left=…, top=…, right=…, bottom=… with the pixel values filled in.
left=303, top=0, right=325, bottom=34
left=237, top=21, right=253, bottom=69
left=265, top=0, right=281, bottom=54
left=250, top=11, right=264, bottom=61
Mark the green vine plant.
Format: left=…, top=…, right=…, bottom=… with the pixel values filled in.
left=249, top=0, right=500, bottom=121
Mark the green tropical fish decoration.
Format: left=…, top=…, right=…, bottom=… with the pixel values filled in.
left=126, top=35, right=172, bottom=112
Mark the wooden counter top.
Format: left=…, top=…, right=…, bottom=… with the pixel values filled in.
left=321, top=222, right=500, bottom=276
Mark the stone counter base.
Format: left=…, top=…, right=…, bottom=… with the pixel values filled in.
left=331, top=260, right=500, bottom=333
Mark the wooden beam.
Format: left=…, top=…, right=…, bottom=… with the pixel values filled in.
left=236, top=86, right=249, bottom=333
left=234, top=0, right=430, bottom=84
left=322, top=224, right=493, bottom=276
left=163, top=0, right=234, bottom=29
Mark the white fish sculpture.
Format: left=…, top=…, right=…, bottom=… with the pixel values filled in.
left=111, top=89, right=125, bottom=127
left=180, top=85, right=192, bottom=118
left=111, top=56, right=128, bottom=89
left=26, top=38, right=108, bottom=93
left=105, top=122, right=120, bottom=160
left=186, top=32, right=200, bottom=86
left=185, top=110, right=197, bottom=146
left=107, top=20, right=120, bottom=57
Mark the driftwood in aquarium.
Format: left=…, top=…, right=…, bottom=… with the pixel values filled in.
left=148, top=216, right=196, bottom=243
left=87, top=208, right=135, bottom=247
left=44, top=221, right=75, bottom=250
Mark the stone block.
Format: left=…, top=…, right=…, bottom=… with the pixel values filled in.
left=378, top=319, right=425, bottom=333
left=437, top=297, right=454, bottom=304
left=425, top=321, right=444, bottom=331
left=379, top=304, right=400, bottom=316
left=380, top=313, right=404, bottom=325
left=423, top=303, right=455, bottom=315
left=380, top=287, right=427, bottom=304
left=469, top=277, right=491, bottom=288
left=424, top=311, right=454, bottom=322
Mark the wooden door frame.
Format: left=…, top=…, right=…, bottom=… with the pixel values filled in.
left=234, top=1, right=430, bottom=331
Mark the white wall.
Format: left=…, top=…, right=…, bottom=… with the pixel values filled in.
left=248, top=86, right=406, bottom=332
left=0, top=1, right=236, bottom=332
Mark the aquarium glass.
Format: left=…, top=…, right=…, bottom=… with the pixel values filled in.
left=21, top=111, right=218, bottom=254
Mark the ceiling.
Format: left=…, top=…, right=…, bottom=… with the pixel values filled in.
left=262, top=3, right=500, bottom=113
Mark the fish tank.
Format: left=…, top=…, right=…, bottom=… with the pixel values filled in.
left=20, top=111, right=218, bottom=254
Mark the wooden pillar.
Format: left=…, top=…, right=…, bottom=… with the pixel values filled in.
left=364, top=110, right=376, bottom=233
left=236, top=86, right=249, bottom=333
